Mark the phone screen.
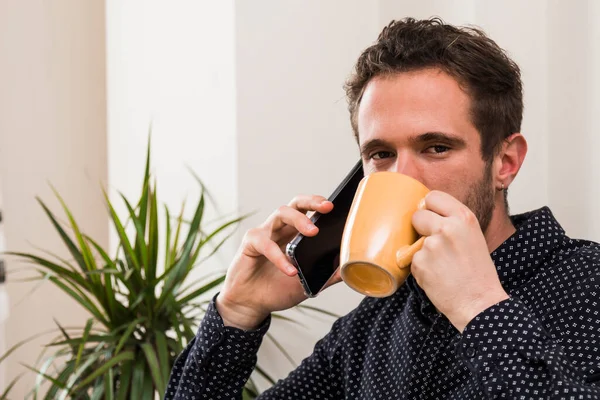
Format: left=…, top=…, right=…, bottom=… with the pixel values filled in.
left=286, top=160, right=364, bottom=297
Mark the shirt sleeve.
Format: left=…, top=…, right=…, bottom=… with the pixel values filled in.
left=164, top=293, right=345, bottom=400
left=256, top=316, right=345, bottom=399
left=164, top=294, right=271, bottom=400
left=458, top=293, right=600, bottom=399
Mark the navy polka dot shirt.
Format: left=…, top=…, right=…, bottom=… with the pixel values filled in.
left=165, top=207, right=600, bottom=399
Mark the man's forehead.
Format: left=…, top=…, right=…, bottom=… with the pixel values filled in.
left=356, top=69, right=477, bottom=145
left=359, top=69, right=470, bottom=111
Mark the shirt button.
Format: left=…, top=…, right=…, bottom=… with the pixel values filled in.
left=465, top=347, right=477, bottom=358
left=212, top=331, right=224, bottom=343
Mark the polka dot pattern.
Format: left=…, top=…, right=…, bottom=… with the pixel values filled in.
left=165, top=207, right=600, bottom=399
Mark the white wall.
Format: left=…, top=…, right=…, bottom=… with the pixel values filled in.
left=547, top=1, right=600, bottom=241
left=0, top=0, right=107, bottom=397
left=586, top=0, right=600, bottom=241
left=106, top=0, right=238, bottom=276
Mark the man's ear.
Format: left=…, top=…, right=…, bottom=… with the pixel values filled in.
left=494, top=133, right=528, bottom=190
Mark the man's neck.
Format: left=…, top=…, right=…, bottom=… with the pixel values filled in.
left=484, top=205, right=516, bottom=253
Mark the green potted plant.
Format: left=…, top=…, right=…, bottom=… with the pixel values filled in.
left=0, top=140, right=337, bottom=399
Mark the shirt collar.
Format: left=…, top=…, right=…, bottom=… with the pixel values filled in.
left=406, top=206, right=566, bottom=318
left=491, top=206, right=566, bottom=290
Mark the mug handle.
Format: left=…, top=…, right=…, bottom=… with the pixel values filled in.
left=395, top=236, right=426, bottom=269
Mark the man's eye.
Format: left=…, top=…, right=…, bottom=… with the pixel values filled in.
left=370, top=151, right=395, bottom=160
left=425, top=145, right=450, bottom=154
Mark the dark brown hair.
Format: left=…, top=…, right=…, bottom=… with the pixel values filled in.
left=345, top=17, right=523, bottom=161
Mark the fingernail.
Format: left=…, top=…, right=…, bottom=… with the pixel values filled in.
left=307, top=223, right=317, bottom=231
left=287, top=265, right=297, bottom=275
left=418, top=198, right=426, bottom=210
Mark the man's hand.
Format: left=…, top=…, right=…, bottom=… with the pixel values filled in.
left=216, top=195, right=341, bottom=331
left=410, top=191, right=509, bottom=332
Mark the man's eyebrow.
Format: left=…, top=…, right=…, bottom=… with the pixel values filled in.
left=360, top=138, right=394, bottom=157
left=360, top=132, right=467, bottom=157
left=410, top=131, right=467, bottom=147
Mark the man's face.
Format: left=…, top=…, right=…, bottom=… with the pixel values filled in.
left=357, top=68, right=495, bottom=232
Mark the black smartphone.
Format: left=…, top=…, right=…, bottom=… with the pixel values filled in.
left=286, top=160, right=364, bottom=297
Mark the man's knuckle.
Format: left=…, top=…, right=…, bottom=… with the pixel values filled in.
left=411, top=251, right=425, bottom=268
left=423, top=236, right=438, bottom=251
left=288, top=195, right=306, bottom=208
left=243, top=227, right=260, bottom=241
left=276, top=205, right=288, bottom=215
left=459, top=207, right=476, bottom=224
left=439, top=222, right=454, bottom=236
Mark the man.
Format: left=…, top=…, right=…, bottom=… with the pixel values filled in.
left=165, top=18, right=600, bottom=399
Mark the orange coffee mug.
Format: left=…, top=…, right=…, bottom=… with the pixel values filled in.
left=339, top=171, right=429, bottom=297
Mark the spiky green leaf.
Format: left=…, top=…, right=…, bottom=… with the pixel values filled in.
left=71, top=351, right=135, bottom=393
left=141, top=343, right=165, bottom=395
left=115, top=360, right=132, bottom=400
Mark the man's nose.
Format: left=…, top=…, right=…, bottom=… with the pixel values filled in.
left=391, top=153, right=418, bottom=180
